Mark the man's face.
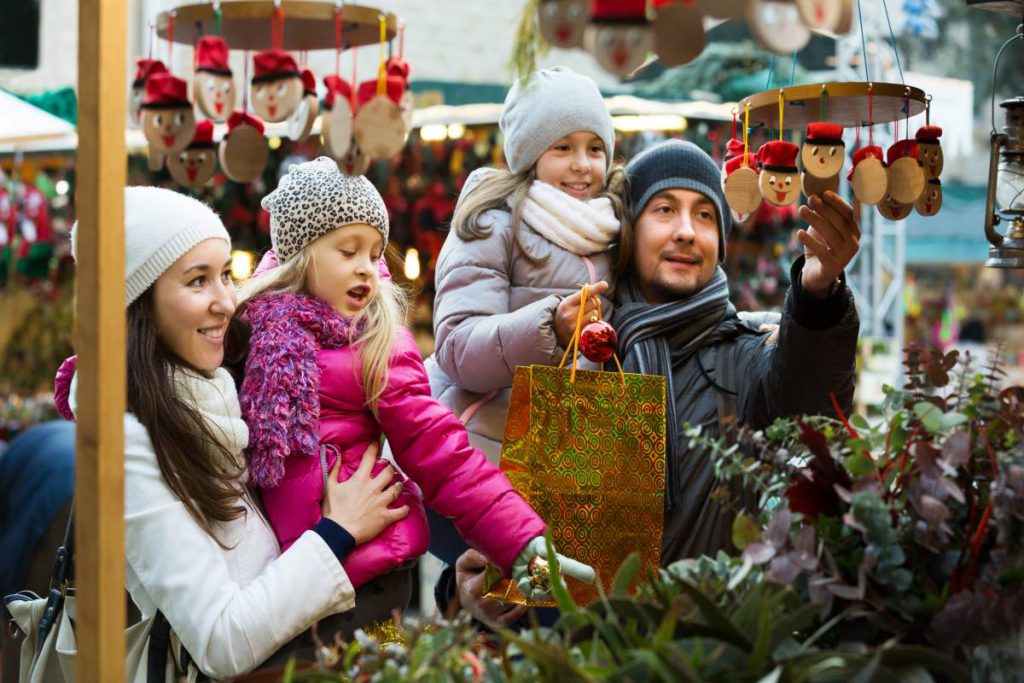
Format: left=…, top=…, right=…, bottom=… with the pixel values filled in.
left=632, top=188, right=720, bottom=303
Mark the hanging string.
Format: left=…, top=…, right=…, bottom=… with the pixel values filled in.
left=147, top=21, right=155, bottom=59
left=820, top=86, right=829, bottom=122
left=925, top=95, right=931, bottom=126
left=764, top=53, right=776, bottom=91
left=300, top=49, right=308, bottom=67
left=731, top=109, right=737, bottom=142
left=166, top=12, right=175, bottom=66
left=398, top=21, right=405, bottom=58
left=867, top=86, right=874, bottom=148
left=742, top=102, right=751, bottom=168
left=213, top=2, right=222, bottom=36
left=376, top=14, right=387, bottom=96
left=334, top=5, right=343, bottom=76
left=778, top=90, right=784, bottom=142
left=242, top=50, right=249, bottom=112
left=271, top=3, right=285, bottom=51
left=880, top=0, right=905, bottom=85
left=789, top=50, right=798, bottom=86
left=352, top=41, right=358, bottom=92
left=904, top=95, right=910, bottom=140
left=856, top=0, right=869, bottom=81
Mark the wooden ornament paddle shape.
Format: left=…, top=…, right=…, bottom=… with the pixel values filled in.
left=193, top=36, right=234, bottom=123
left=218, top=111, right=268, bottom=184
left=795, top=0, right=842, bottom=31
left=848, top=145, right=887, bottom=206
left=915, top=125, right=943, bottom=180
left=250, top=49, right=303, bottom=123
left=886, top=140, right=926, bottom=204
left=167, top=120, right=217, bottom=187
left=877, top=192, right=913, bottom=220
left=747, top=0, right=811, bottom=55
left=801, top=122, right=845, bottom=179
left=723, top=153, right=763, bottom=216
left=354, top=77, right=406, bottom=160
left=286, top=68, right=318, bottom=142
left=538, top=0, right=589, bottom=48
left=139, top=74, right=196, bottom=154
left=651, top=2, right=706, bottom=67
left=914, top=178, right=942, bottom=217
left=757, top=140, right=802, bottom=207
left=801, top=171, right=839, bottom=200
left=321, top=75, right=355, bottom=159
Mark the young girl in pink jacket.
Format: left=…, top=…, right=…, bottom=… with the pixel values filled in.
left=237, top=157, right=592, bottom=632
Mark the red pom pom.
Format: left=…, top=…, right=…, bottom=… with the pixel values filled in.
left=579, top=320, right=618, bottom=363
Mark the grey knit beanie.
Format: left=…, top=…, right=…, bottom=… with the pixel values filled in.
left=500, top=66, right=614, bottom=174
left=262, top=156, right=389, bottom=263
left=625, top=139, right=731, bottom=263
left=71, top=186, right=231, bottom=306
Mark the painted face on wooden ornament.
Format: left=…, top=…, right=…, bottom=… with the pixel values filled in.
left=130, top=58, right=167, bottom=125
left=583, top=23, right=654, bottom=76
left=250, top=49, right=303, bottom=123
left=167, top=119, right=217, bottom=188
left=538, top=0, right=588, bottom=48
left=915, top=126, right=944, bottom=180
left=756, top=141, right=801, bottom=207
left=139, top=73, right=196, bottom=154
left=915, top=179, right=942, bottom=217
left=193, top=36, right=234, bottom=122
left=801, top=122, right=845, bottom=178
left=877, top=192, right=912, bottom=220
left=795, top=0, right=843, bottom=31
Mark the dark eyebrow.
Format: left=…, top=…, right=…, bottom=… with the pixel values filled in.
left=650, top=191, right=680, bottom=206
left=182, top=258, right=231, bottom=275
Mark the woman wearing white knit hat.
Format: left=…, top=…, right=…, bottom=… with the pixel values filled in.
left=53, top=186, right=405, bottom=676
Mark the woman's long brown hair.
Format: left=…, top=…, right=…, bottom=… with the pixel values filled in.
left=126, top=289, right=246, bottom=544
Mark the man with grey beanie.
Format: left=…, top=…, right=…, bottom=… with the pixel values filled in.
left=614, top=139, right=862, bottom=564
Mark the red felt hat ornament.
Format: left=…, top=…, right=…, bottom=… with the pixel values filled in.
left=188, top=119, right=216, bottom=148
left=757, top=140, right=801, bottom=207
left=195, top=36, right=231, bottom=75
left=805, top=121, right=844, bottom=144
left=133, top=58, right=168, bottom=87
left=323, top=75, right=354, bottom=111
left=142, top=73, right=190, bottom=109
left=757, top=140, right=799, bottom=171
left=226, top=110, right=265, bottom=136
left=915, top=124, right=943, bottom=180
left=252, top=48, right=300, bottom=82
left=300, top=67, right=317, bottom=97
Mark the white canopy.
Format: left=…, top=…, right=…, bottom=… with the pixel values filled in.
left=0, top=89, right=76, bottom=149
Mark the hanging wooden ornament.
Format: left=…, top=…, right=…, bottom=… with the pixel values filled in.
left=194, top=36, right=235, bottom=122
left=833, top=0, right=854, bottom=34
left=914, top=178, right=942, bottom=217
left=847, top=145, right=887, bottom=205
left=338, top=139, right=371, bottom=177
left=537, top=0, right=589, bottom=48
left=322, top=74, right=355, bottom=159
left=219, top=111, right=268, bottom=183
left=286, top=67, right=318, bottom=142
left=250, top=49, right=303, bottom=123
left=353, top=17, right=407, bottom=160
left=583, top=0, right=654, bottom=76
left=877, top=192, right=912, bottom=220
left=757, top=140, right=802, bottom=207
left=724, top=152, right=763, bottom=216
left=886, top=139, right=925, bottom=204
left=651, top=0, right=706, bottom=67
left=386, top=56, right=414, bottom=134
left=747, top=0, right=811, bottom=55
left=795, top=0, right=843, bottom=31
left=801, top=121, right=845, bottom=178
left=167, top=119, right=217, bottom=188
left=915, top=125, right=943, bottom=180
left=802, top=173, right=840, bottom=200
left=131, top=58, right=167, bottom=125
left=140, top=73, right=196, bottom=154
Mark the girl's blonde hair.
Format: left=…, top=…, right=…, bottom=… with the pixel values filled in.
left=237, top=243, right=409, bottom=418
left=451, top=164, right=630, bottom=262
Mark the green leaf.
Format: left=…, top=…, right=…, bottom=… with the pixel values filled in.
left=611, top=552, right=641, bottom=597
left=756, top=666, right=783, bottom=683
left=674, top=579, right=751, bottom=649
left=939, top=412, right=968, bottom=430
left=846, top=452, right=877, bottom=478
left=544, top=532, right=577, bottom=614
left=732, top=513, right=761, bottom=551
left=850, top=414, right=871, bottom=432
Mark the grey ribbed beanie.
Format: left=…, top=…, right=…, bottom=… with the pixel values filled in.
left=71, top=186, right=231, bottom=306
left=500, top=67, right=614, bottom=174
left=625, top=139, right=731, bottom=263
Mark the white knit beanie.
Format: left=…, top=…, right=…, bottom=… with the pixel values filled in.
left=71, top=186, right=231, bottom=306
left=499, top=66, right=615, bottom=174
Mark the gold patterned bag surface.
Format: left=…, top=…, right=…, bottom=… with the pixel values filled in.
left=484, top=287, right=667, bottom=607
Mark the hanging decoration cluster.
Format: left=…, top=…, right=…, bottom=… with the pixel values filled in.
left=130, top=6, right=411, bottom=189
left=520, top=0, right=855, bottom=77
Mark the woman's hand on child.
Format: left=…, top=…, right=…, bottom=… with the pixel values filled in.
left=512, top=536, right=597, bottom=601
left=554, top=280, right=610, bottom=348
left=454, top=549, right=528, bottom=628
left=321, top=443, right=409, bottom=545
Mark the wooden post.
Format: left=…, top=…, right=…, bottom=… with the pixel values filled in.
left=76, top=0, right=127, bottom=679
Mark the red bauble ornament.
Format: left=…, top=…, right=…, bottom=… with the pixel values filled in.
left=579, top=320, right=618, bottom=363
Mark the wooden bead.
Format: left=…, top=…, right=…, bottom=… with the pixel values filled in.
left=850, top=157, right=887, bottom=205
left=337, top=140, right=370, bottom=177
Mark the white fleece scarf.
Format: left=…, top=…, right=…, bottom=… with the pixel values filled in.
left=171, top=367, right=250, bottom=475
left=521, top=180, right=620, bottom=255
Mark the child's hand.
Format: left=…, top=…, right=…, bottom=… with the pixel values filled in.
left=322, top=443, right=409, bottom=545
left=554, top=280, right=610, bottom=349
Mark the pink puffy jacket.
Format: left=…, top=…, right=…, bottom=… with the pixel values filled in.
left=241, top=292, right=546, bottom=586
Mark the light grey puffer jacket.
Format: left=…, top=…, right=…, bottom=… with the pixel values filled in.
left=426, top=207, right=616, bottom=464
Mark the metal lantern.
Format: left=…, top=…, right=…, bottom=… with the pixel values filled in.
left=984, top=23, right=1024, bottom=268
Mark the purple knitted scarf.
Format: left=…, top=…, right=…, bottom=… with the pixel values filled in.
left=240, top=291, right=362, bottom=488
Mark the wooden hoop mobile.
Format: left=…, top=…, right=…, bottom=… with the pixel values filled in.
left=156, top=1, right=398, bottom=51
left=743, top=82, right=927, bottom=130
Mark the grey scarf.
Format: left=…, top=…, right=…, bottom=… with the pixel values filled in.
left=614, top=267, right=740, bottom=508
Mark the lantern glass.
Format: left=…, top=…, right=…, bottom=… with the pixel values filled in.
left=996, top=155, right=1024, bottom=215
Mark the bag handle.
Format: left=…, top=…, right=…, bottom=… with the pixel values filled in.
left=557, top=284, right=626, bottom=388
left=35, top=501, right=75, bottom=654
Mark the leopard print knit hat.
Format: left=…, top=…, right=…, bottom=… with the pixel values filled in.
left=262, top=156, right=389, bottom=263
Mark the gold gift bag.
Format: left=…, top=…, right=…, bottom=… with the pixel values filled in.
left=484, top=286, right=667, bottom=607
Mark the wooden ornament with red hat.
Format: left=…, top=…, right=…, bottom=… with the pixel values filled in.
left=582, top=0, right=654, bottom=76
left=131, top=57, right=167, bottom=125
left=848, top=144, right=887, bottom=205
left=757, top=140, right=802, bottom=207
left=723, top=107, right=763, bottom=216
left=914, top=177, right=942, bottom=217
left=353, top=16, right=407, bottom=160
left=194, top=35, right=235, bottom=122
left=801, top=121, right=844, bottom=199
left=286, top=66, right=319, bottom=142
left=886, top=138, right=925, bottom=204
left=322, top=74, right=355, bottom=159
left=915, top=124, right=943, bottom=180
left=140, top=72, right=197, bottom=154
left=537, top=0, right=589, bottom=48
left=219, top=111, right=268, bottom=183
left=387, top=50, right=414, bottom=133
left=651, top=0, right=706, bottom=67
left=795, top=0, right=844, bottom=31
left=747, top=0, right=811, bottom=56
left=877, top=191, right=912, bottom=220
left=250, top=48, right=303, bottom=123
left=167, top=119, right=217, bottom=188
